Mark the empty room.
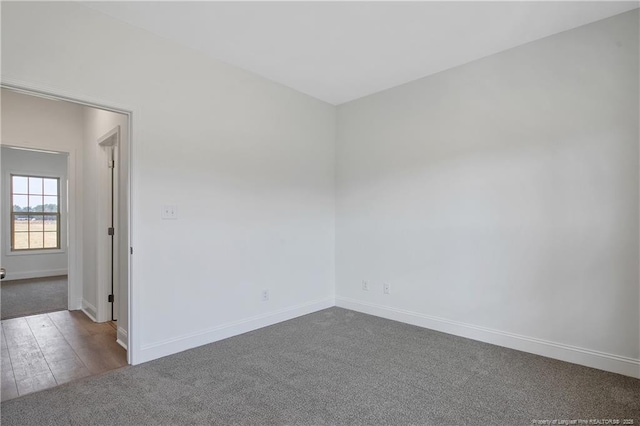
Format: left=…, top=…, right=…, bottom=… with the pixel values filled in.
left=1, top=1, right=638, bottom=425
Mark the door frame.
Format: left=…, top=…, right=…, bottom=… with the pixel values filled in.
left=97, top=126, right=120, bottom=325
left=1, top=81, right=136, bottom=364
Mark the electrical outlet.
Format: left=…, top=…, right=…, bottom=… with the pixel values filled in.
left=383, top=283, right=391, bottom=295
left=261, top=289, right=270, bottom=302
left=161, top=205, right=178, bottom=220
left=362, top=280, right=369, bottom=291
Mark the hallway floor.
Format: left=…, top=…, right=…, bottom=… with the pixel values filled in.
left=1, top=310, right=127, bottom=401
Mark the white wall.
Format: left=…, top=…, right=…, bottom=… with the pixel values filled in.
left=336, top=10, right=639, bottom=377
left=1, top=90, right=84, bottom=307
left=1, top=1, right=336, bottom=364
left=1, top=146, right=68, bottom=280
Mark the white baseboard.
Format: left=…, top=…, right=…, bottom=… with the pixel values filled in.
left=117, top=327, right=128, bottom=350
left=138, top=297, right=335, bottom=364
left=81, top=299, right=97, bottom=322
left=336, top=296, right=640, bottom=379
left=4, top=269, right=67, bottom=281
left=69, top=297, right=83, bottom=311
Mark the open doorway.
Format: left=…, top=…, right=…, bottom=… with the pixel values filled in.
left=1, top=147, right=69, bottom=320
left=0, top=87, right=131, bottom=400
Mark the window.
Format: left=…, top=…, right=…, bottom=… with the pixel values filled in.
left=11, top=175, right=60, bottom=251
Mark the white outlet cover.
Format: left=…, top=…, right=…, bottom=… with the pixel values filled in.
left=161, top=205, right=178, bottom=220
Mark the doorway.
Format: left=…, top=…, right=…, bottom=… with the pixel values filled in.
left=1, top=146, right=69, bottom=320
left=0, top=86, right=132, bottom=400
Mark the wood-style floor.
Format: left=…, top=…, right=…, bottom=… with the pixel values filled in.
left=1, top=310, right=127, bottom=402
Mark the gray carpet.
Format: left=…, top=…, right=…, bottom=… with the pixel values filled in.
left=1, top=307, right=638, bottom=425
left=1, top=276, right=68, bottom=320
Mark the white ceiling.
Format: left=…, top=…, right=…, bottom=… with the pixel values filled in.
left=83, top=1, right=638, bottom=105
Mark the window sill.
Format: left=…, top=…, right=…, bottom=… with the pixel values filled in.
left=5, top=248, right=66, bottom=257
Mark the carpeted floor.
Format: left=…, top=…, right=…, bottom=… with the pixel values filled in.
left=1, top=307, right=638, bottom=425
left=1, top=276, right=68, bottom=320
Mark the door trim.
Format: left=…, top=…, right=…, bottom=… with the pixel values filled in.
left=97, top=126, right=120, bottom=324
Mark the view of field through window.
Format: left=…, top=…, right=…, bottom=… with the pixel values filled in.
left=11, top=175, right=60, bottom=250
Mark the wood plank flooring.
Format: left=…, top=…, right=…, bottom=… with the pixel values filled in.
left=1, top=310, right=127, bottom=402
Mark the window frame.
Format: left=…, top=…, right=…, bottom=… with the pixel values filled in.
left=10, top=174, right=61, bottom=251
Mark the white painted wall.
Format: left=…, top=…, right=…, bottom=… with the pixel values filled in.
left=1, top=1, right=336, bottom=363
left=1, top=90, right=84, bottom=308
left=336, top=11, right=639, bottom=377
left=82, top=107, right=129, bottom=342
left=1, top=147, right=68, bottom=280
